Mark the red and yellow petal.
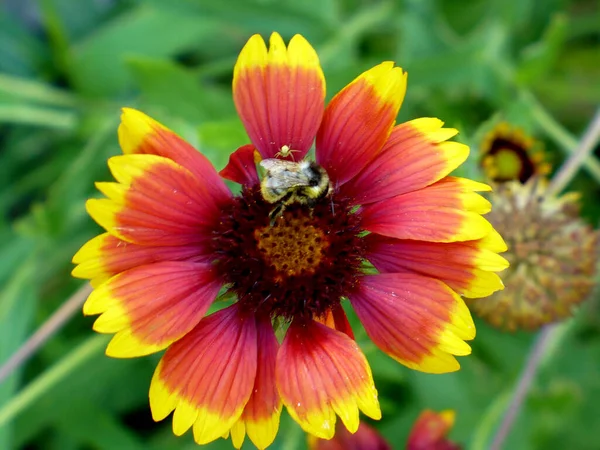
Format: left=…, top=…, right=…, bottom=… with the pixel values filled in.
left=316, top=62, right=407, bottom=186
left=233, top=33, right=325, bottom=159
left=72, top=233, right=209, bottom=287
left=118, top=108, right=231, bottom=201
left=361, top=176, right=493, bottom=243
left=349, top=273, right=475, bottom=374
left=87, top=154, right=230, bottom=246
left=230, top=314, right=281, bottom=450
left=150, top=304, right=257, bottom=445
left=276, top=319, right=380, bottom=440
left=309, top=422, right=392, bottom=450
left=315, top=303, right=355, bottom=340
left=407, top=410, right=459, bottom=450
left=340, top=118, right=469, bottom=204
left=219, top=144, right=260, bottom=187
left=365, top=234, right=508, bottom=298
left=83, top=261, right=222, bottom=357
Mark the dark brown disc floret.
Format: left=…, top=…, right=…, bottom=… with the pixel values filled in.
left=212, top=187, right=365, bottom=320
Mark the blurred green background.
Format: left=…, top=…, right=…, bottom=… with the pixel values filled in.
left=0, top=0, right=599, bottom=449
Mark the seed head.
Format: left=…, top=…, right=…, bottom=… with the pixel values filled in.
left=467, top=179, right=599, bottom=331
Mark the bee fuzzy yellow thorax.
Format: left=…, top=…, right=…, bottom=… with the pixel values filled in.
left=259, top=159, right=331, bottom=220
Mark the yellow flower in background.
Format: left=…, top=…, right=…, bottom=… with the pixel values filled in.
left=72, top=32, right=507, bottom=448
left=480, top=122, right=551, bottom=184
left=467, top=178, right=599, bottom=331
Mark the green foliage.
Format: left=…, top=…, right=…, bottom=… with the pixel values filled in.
left=0, top=0, right=599, bottom=449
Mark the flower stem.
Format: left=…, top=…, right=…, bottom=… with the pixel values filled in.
left=522, top=91, right=600, bottom=185
left=472, top=320, right=573, bottom=450
left=0, top=283, right=91, bottom=385
left=470, top=390, right=512, bottom=450
left=547, top=108, right=600, bottom=196
left=0, top=334, right=107, bottom=427
left=488, top=325, right=556, bottom=450
left=487, top=108, right=600, bottom=449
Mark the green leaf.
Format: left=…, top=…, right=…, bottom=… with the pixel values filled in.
left=0, top=336, right=107, bottom=430
left=55, top=401, right=146, bottom=450
left=0, top=11, right=47, bottom=76
left=516, top=14, right=568, bottom=85
left=68, top=4, right=220, bottom=96
left=128, top=57, right=234, bottom=124
left=0, top=73, right=76, bottom=107
left=145, top=0, right=338, bottom=40
left=0, top=104, right=76, bottom=129
left=0, top=256, right=39, bottom=449
left=198, top=119, right=249, bottom=170
left=42, top=0, right=117, bottom=42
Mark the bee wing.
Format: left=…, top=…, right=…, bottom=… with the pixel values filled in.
left=264, top=170, right=311, bottom=189
left=259, top=159, right=299, bottom=172
left=260, top=159, right=311, bottom=189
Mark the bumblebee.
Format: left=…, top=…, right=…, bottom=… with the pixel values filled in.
left=259, top=158, right=331, bottom=220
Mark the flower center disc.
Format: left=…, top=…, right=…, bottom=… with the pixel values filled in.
left=212, top=186, right=365, bottom=320
left=255, top=215, right=329, bottom=281
left=487, top=137, right=535, bottom=183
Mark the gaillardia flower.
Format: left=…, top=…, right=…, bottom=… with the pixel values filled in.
left=309, top=421, right=391, bottom=450
left=480, top=122, right=550, bottom=184
left=407, top=410, right=461, bottom=450
left=467, top=179, right=598, bottom=331
left=73, top=33, right=507, bottom=448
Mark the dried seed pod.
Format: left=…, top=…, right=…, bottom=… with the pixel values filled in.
left=467, top=178, right=599, bottom=331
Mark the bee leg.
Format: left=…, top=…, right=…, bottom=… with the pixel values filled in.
left=269, top=203, right=285, bottom=226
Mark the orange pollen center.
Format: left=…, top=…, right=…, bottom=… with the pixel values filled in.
left=254, top=215, right=329, bottom=279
